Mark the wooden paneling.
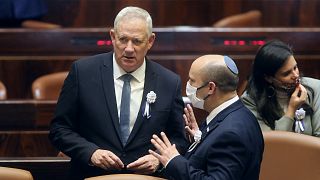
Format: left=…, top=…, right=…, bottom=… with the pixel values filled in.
left=0, top=59, right=72, bottom=98
left=1, top=28, right=320, bottom=99
left=0, top=131, right=58, bottom=156
left=0, top=100, right=56, bottom=130
left=42, top=0, right=320, bottom=27
left=2, top=28, right=320, bottom=56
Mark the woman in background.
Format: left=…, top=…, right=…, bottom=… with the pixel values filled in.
left=241, top=40, right=320, bottom=136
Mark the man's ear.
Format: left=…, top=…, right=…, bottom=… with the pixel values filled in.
left=147, top=33, right=156, bottom=50
left=110, top=29, right=115, bottom=41
left=208, top=82, right=216, bottom=95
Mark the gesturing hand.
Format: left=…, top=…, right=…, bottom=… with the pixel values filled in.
left=90, top=149, right=124, bottom=170
left=127, top=154, right=160, bottom=174
left=148, top=132, right=180, bottom=167
left=184, top=104, right=199, bottom=141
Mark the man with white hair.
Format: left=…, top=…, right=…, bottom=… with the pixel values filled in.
left=49, top=6, right=188, bottom=179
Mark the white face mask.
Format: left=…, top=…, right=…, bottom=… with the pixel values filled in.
left=186, top=81, right=207, bottom=110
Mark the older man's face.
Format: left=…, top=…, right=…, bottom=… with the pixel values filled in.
left=110, top=18, right=155, bottom=73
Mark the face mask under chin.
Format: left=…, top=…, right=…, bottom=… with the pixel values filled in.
left=275, top=84, right=296, bottom=96
left=272, top=78, right=300, bottom=96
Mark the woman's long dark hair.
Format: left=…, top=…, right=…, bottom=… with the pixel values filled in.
left=246, top=40, right=314, bottom=129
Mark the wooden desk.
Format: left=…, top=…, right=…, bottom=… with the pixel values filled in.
left=0, top=130, right=58, bottom=156
left=1, top=27, right=320, bottom=56
left=0, top=100, right=58, bottom=157
left=0, top=100, right=56, bottom=130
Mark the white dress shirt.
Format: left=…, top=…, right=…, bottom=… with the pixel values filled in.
left=113, top=54, right=145, bottom=132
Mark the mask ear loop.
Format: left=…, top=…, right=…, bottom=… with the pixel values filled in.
left=203, top=81, right=216, bottom=100
left=196, top=82, right=209, bottom=91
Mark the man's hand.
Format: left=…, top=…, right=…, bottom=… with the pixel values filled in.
left=90, top=149, right=124, bottom=170
left=184, top=104, right=199, bottom=141
left=126, top=154, right=160, bottom=174
left=149, top=132, right=180, bottom=167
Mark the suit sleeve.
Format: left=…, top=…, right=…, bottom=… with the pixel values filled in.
left=49, top=62, right=99, bottom=164
left=165, top=76, right=189, bottom=155
left=165, top=131, right=250, bottom=180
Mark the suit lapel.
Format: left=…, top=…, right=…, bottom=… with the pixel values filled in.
left=100, top=54, right=122, bottom=140
left=185, top=100, right=243, bottom=158
left=126, top=60, right=157, bottom=145
left=185, top=119, right=220, bottom=159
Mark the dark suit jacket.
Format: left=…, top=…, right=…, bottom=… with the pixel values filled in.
left=165, top=100, right=264, bottom=180
left=49, top=52, right=188, bottom=179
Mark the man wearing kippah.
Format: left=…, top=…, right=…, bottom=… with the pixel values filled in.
left=149, top=55, right=264, bottom=180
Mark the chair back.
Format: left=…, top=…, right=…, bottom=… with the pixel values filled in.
left=21, top=20, right=61, bottom=29
left=0, top=167, right=33, bottom=180
left=260, top=131, right=320, bottom=180
left=32, top=71, right=68, bottom=100
left=0, top=80, right=7, bottom=100
left=237, top=80, right=247, bottom=96
left=85, top=174, right=166, bottom=180
left=213, top=10, right=262, bottom=27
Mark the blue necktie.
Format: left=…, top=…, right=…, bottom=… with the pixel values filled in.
left=120, top=74, right=133, bottom=146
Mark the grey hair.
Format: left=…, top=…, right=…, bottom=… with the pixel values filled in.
left=201, top=62, right=239, bottom=92
left=114, top=6, right=153, bottom=37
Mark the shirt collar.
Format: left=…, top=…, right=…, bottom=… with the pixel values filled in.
left=206, top=95, right=239, bottom=126
left=113, top=53, right=146, bottom=82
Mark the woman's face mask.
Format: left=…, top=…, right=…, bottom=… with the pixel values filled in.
left=271, top=56, right=300, bottom=96
left=272, top=78, right=300, bottom=95
left=186, top=81, right=209, bottom=110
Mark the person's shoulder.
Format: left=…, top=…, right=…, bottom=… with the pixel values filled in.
left=302, top=77, right=320, bottom=83
left=223, top=101, right=258, bottom=129
left=302, top=77, right=320, bottom=89
left=240, top=91, right=255, bottom=105
left=234, top=100, right=256, bottom=117
left=224, top=104, right=262, bottom=138
left=241, top=90, right=249, bottom=98
left=75, top=52, right=112, bottom=66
